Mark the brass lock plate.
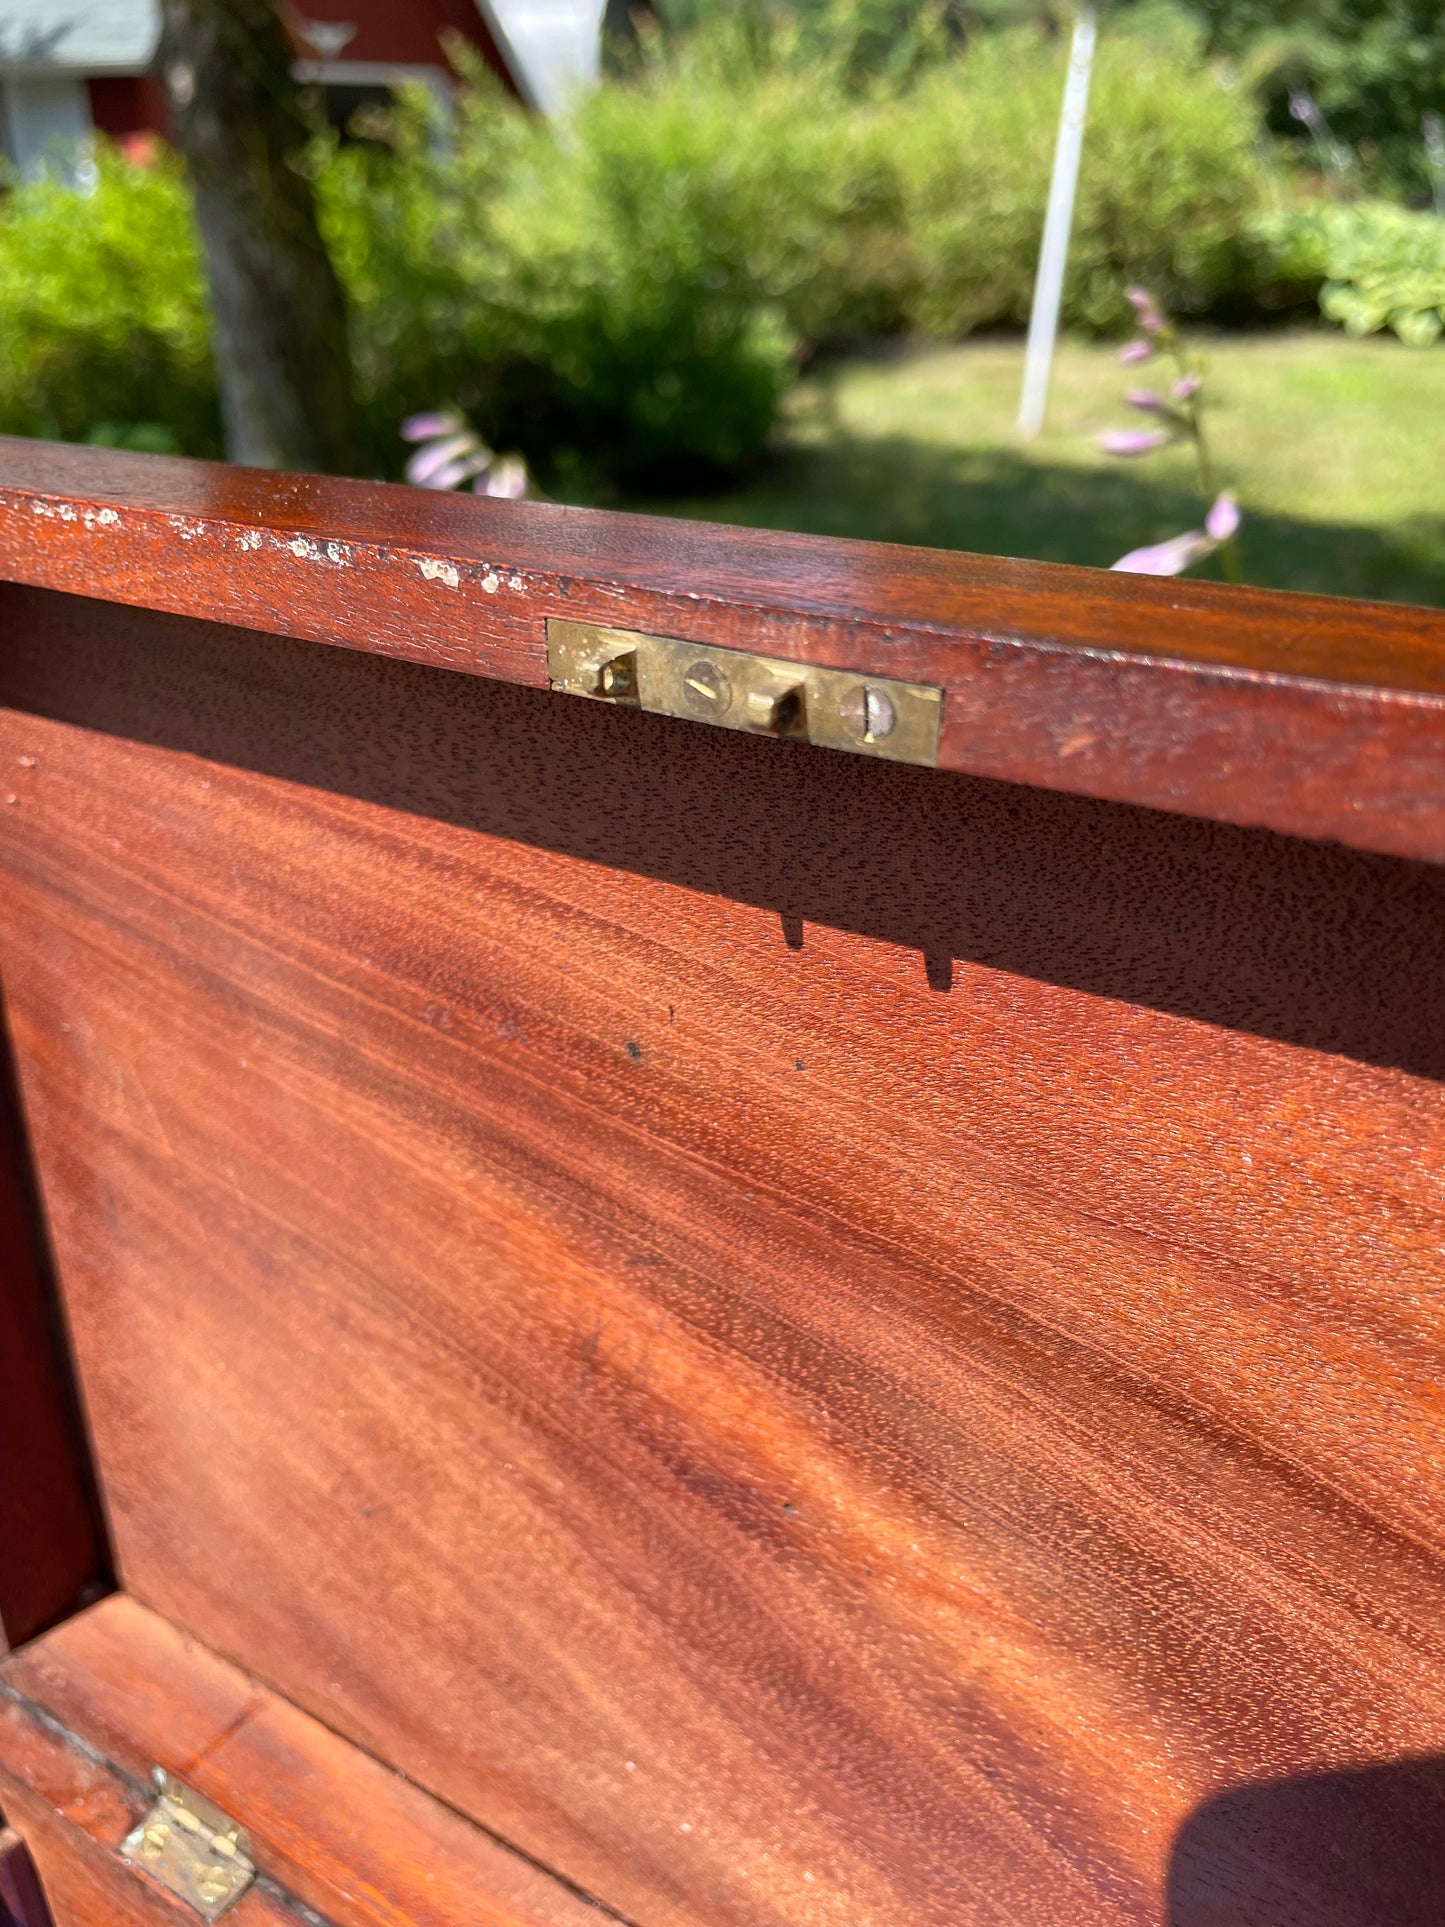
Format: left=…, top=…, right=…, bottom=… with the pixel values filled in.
left=121, top=1771, right=255, bottom=1920
left=546, top=620, right=941, bottom=768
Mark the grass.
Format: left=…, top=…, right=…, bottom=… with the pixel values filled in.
left=652, top=330, right=1445, bottom=607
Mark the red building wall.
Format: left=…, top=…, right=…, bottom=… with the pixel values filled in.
left=85, top=2, right=522, bottom=149
left=289, top=0, right=520, bottom=94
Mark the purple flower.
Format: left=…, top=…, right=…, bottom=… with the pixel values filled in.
left=1205, top=491, right=1241, bottom=541
left=406, top=433, right=483, bottom=486
left=1112, top=530, right=1214, bottom=576
left=1171, top=375, right=1201, bottom=402
left=1097, top=427, right=1172, bottom=457
left=1126, top=287, right=1164, bottom=334
left=1125, top=388, right=1168, bottom=415
left=475, top=455, right=529, bottom=499
left=1118, top=339, right=1154, bottom=366
left=1289, top=91, right=1322, bottom=131
left=413, top=455, right=488, bottom=491
left=401, top=409, right=464, bottom=444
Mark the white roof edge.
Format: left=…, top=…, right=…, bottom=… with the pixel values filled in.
left=471, top=0, right=541, bottom=111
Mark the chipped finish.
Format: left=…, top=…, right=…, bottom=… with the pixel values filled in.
left=3, top=439, right=1445, bottom=860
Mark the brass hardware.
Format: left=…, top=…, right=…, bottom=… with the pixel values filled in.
left=121, top=1771, right=255, bottom=1920
left=744, top=676, right=805, bottom=737
left=547, top=622, right=941, bottom=768
left=577, top=644, right=639, bottom=703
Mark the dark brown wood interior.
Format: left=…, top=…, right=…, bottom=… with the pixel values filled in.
left=0, top=571, right=1442, bottom=1927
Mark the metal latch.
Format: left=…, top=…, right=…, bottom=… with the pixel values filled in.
left=547, top=620, right=942, bottom=768
left=121, top=1770, right=255, bottom=1920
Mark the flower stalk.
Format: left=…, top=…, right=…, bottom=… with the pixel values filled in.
left=1098, top=290, right=1243, bottom=582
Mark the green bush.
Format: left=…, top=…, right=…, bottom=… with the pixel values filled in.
left=321, top=68, right=803, bottom=493
left=0, top=14, right=1286, bottom=491
left=1258, top=200, right=1445, bottom=345
left=1155, top=1, right=1445, bottom=202
left=894, top=27, right=1270, bottom=337
left=0, top=146, right=220, bottom=454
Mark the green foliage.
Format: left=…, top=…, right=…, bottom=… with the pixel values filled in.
left=0, top=146, right=220, bottom=453
left=641, top=0, right=972, bottom=89
left=1153, top=1, right=1445, bottom=199
left=0, top=11, right=1291, bottom=492
left=1259, top=200, right=1445, bottom=345
left=320, top=67, right=798, bottom=491
left=891, top=26, right=1269, bottom=335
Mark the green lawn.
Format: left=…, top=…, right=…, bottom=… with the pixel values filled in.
left=654, top=331, right=1445, bottom=607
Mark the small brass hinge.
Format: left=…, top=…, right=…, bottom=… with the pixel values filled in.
left=121, top=1770, right=255, bottom=1921
left=547, top=620, right=942, bottom=768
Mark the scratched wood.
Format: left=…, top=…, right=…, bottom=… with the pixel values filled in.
left=4, top=439, right=1445, bottom=861
left=0, top=1596, right=604, bottom=1927
left=0, top=581, right=1441, bottom=1927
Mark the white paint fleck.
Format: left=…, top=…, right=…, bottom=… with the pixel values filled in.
left=508, top=574, right=525, bottom=591
left=289, top=537, right=322, bottom=562
left=418, top=557, right=460, bottom=589
left=481, top=571, right=501, bottom=594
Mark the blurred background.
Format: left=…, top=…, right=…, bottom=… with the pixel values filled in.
left=0, top=0, right=1442, bottom=603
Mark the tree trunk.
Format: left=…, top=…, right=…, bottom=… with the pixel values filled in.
left=156, top=0, right=368, bottom=474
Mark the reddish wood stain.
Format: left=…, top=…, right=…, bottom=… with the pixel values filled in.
left=0, top=447, right=1440, bottom=1925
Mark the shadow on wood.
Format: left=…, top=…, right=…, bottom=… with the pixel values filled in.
left=1167, top=1754, right=1445, bottom=1927
left=1, top=583, right=1441, bottom=1084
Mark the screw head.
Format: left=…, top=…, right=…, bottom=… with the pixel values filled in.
left=838, top=683, right=897, bottom=743
left=682, top=660, right=732, bottom=717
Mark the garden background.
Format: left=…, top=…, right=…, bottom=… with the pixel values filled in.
left=3, top=0, right=1444, bottom=603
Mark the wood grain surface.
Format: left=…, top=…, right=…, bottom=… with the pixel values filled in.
left=0, top=585, right=1441, bottom=1926
left=0, top=1596, right=610, bottom=1927
left=0, top=962, right=112, bottom=1652
left=4, top=440, right=1445, bottom=862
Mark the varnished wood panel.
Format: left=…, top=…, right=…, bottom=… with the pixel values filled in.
left=1, top=1596, right=610, bottom=1927
left=0, top=591, right=1442, bottom=1925
left=4, top=442, right=1445, bottom=861
left=0, top=974, right=112, bottom=1651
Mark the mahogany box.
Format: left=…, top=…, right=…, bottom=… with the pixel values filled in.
left=0, top=441, right=1441, bottom=1926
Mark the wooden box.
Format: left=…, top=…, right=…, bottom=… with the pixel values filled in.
left=0, top=440, right=1441, bottom=1926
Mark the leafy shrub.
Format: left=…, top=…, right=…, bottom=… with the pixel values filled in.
left=321, top=68, right=800, bottom=493
left=1155, top=1, right=1445, bottom=201
left=0, top=146, right=220, bottom=454
left=894, top=26, right=1269, bottom=337
left=0, top=13, right=1284, bottom=491
left=1258, top=200, right=1445, bottom=345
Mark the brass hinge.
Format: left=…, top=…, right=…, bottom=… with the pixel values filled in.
left=120, top=1770, right=255, bottom=1920
left=546, top=620, right=942, bottom=768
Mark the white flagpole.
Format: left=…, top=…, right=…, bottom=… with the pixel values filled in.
left=1018, top=4, right=1098, bottom=439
